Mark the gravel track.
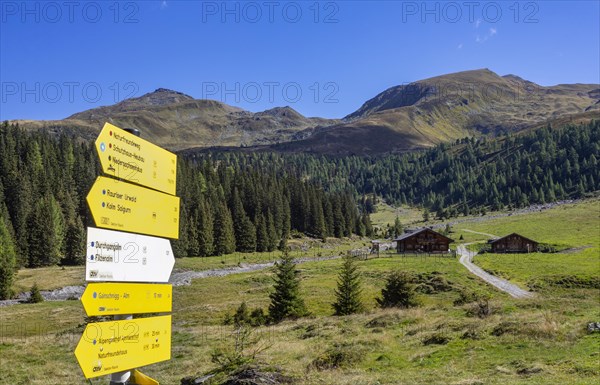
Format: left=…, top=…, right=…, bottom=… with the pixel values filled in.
left=0, top=255, right=343, bottom=306
left=457, top=243, right=534, bottom=299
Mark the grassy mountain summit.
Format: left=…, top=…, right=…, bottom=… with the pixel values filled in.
left=277, top=69, right=598, bottom=154
left=11, top=69, right=599, bottom=153
left=14, top=88, right=338, bottom=151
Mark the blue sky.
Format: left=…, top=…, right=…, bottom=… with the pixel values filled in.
left=1, top=1, right=598, bottom=120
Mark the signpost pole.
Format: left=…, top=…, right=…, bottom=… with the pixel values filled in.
left=109, top=315, right=133, bottom=385
left=109, top=127, right=139, bottom=385
left=78, top=124, right=177, bottom=384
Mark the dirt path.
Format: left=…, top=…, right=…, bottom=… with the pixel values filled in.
left=457, top=242, right=534, bottom=299
left=0, top=255, right=343, bottom=306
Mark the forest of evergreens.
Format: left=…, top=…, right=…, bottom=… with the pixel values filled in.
left=194, top=120, right=600, bottom=218
left=0, top=122, right=368, bottom=297
left=0, top=120, right=598, bottom=299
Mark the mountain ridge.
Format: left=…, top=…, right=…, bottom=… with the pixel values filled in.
left=10, top=69, right=599, bottom=154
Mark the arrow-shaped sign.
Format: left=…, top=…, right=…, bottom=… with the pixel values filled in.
left=86, top=176, right=180, bottom=239
left=86, top=227, right=175, bottom=282
left=75, top=315, right=171, bottom=379
left=95, top=122, right=177, bottom=195
left=81, top=283, right=172, bottom=316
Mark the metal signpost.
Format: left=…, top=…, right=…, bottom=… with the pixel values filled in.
left=76, top=124, right=179, bottom=384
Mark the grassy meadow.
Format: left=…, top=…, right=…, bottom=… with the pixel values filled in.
left=0, top=199, right=599, bottom=384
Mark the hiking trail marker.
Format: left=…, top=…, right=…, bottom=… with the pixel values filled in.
left=74, top=315, right=172, bottom=379
left=78, top=123, right=179, bottom=384
left=86, top=176, right=180, bottom=239
left=95, top=122, right=177, bottom=195
left=86, top=227, right=175, bottom=282
left=81, top=283, right=172, bottom=316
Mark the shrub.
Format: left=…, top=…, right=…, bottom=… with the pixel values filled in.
left=537, top=243, right=558, bottom=253
left=310, top=343, right=365, bottom=370
left=415, top=272, right=453, bottom=294
left=422, top=333, right=450, bottom=345
left=454, top=288, right=488, bottom=306
left=28, top=283, right=44, bottom=303
left=233, top=302, right=251, bottom=327
left=377, top=271, right=420, bottom=309
left=467, top=297, right=493, bottom=318
left=210, top=326, right=269, bottom=374
left=249, top=308, right=266, bottom=327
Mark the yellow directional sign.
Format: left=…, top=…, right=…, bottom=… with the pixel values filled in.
left=95, top=122, right=177, bottom=195
left=75, top=315, right=171, bottom=379
left=86, top=176, right=180, bottom=239
left=81, top=283, right=172, bottom=316
left=130, top=369, right=159, bottom=385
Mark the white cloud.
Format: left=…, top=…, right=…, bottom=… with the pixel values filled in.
left=475, top=27, right=498, bottom=43
left=475, top=19, right=482, bottom=28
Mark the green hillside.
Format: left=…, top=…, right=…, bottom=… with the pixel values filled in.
left=1, top=199, right=598, bottom=384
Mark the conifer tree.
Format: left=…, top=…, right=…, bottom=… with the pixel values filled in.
left=63, top=215, right=85, bottom=265
left=393, top=216, right=403, bottom=238
left=238, top=215, right=256, bottom=253
left=197, top=198, right=214, bottom=257
left=27, top=194, right=64, bottom=267
left=172, top=205, right=190, bottom=258
left=213, top=203, right=235, bottom=255
left=0, top=208, right=16, bottom=299
left=362, top=213, right=374, bottom=237
left=268, top=250, right=307, bottom=323
left=255, top=213, right=268, bottom=252
left=28, top=282, right=44, bottom=303
left=332, top=255, right=364, bottom=316
left=266, top=210, right=277, bottom=252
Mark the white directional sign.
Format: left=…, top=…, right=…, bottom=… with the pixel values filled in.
left=86, top=227, right=175, bottom=283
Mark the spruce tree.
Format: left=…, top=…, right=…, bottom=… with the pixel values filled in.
left=393, top=216, right=403, bottom=238
left=63, top=215, right=85, bottom=265
left=238, top=216, right=256, bottom=252
left=197, top=198, right=214, bottom=257
left=332, top=255, right=364, bottom=316
left=0, top=208, right=16, bottom=299
left=27, top=194, right=64, bottom=267
left=186, top=214, right=200, bottom=257
left=172, top=205, right=190, bottom=258
left=266, top=210, right=277, bottom=252
left=268, top=251, right=307, bottom=323
left=377, top=271, right=419, bottom=309
left=255, top=213, right=268, bottom=252
left=213, top=203, right=235, bottom=256
left=422, top=209, right=430, bottom=223
left=28, top=282, right=44, bottom=303
left=281, top=197, right=291, bottom=241
left=362, top=213, right=374, bottom=237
